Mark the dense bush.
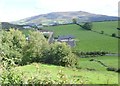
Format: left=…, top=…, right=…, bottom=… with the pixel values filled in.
left=111, top=33, right=116, bottom=37
left=82, top=22, right=92, bottom=30
left=101, top=31, right=104, bottom=34
left=0, top=29, right=78, bottom=67
left=1, top=29, right=27, bottom=65
left=22, top=31, right=49, bottom=65
left=0, top=69, right=23, bottom=84
left=43, top=42, right=78, bottom=67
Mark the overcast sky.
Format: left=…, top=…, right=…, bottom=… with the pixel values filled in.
left=0, top=0, right=119, bottom=22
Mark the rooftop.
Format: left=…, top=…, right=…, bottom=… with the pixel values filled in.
left=58, top=35, right=75, bottom=40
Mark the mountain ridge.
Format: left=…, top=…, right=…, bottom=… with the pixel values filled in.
left=11, top=11, right=118, bottom=25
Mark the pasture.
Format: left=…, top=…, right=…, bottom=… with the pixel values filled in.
left=92, top=21, right=118, bottom=36
left=42, top=21, right=118, bottom=53
left=17, top=21, right=118, bottom=84
left=1, top=21, right=118, bottom=84
left=15, top=56, right=118, bottom=84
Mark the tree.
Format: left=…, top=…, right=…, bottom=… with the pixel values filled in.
left=101, top=31, right=104, bottom=34
left=117, top=28, right=120, bottom=30
left=22, top=31, right=49, bottom=65
left=43, top=42, right=78, bottom=67
left=72, top=18, right=77, bottom=24
left=112, top=33, right=116, bottom=37
left=82, top=22, right=92, bottom=30
left=1, top=29, right=27, bottom=65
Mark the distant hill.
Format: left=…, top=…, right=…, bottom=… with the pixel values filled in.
left=0, top=22, right=24, bottom=30
left=12, top=11, right=118, bottom=25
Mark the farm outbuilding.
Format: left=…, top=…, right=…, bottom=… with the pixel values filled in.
left=57, top=35, right=76, bottom=47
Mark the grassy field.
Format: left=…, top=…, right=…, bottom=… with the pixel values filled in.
left=92, top=21, right=118, bottom=36
left=17, top=21, right=118, bottom=84
left=42, top=21, right=118, bottom=53
left=15, top=56, right=118, bottom=84
left=78, top=56, right=118, bottom=71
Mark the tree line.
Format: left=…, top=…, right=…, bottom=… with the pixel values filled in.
left=72, top=18, right=92, bottom=30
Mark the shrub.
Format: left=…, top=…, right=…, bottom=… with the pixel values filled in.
left=0, top=69, right=23, bottom=84
left=101, top=31, right=104, bottom=34
left=111, top=33, right=116, bottom=37
left=22, top=31, right=49, bottom=65
left=1, top=29, right=27, bottom=65
left=43, top=42, right=78, bottom=67
left=82, top=22, right=92, bottom=30
left=1, top=29, right=77, bottom=67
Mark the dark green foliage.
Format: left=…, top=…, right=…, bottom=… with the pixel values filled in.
left=43, top=42, right=78, bottom=67
left=117, top=28, right=120, bottom=30
left=1, top=22, right=24, bottom=30
left=101, top=31, right=104, bottom=34
left=112, top=33, right=116, bottom=37
left=89, top=59, right=119, bottom=72
left=82, top=22, right=92, bottom=30
left=73, top=51, right=109, bottom=57
left=44, top=33, right=50, bottom=39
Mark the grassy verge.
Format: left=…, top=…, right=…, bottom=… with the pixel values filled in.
left=14, top=56, right=118, bottom=84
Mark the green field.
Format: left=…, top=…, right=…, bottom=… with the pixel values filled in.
left=92, top=21, right=118, bottom=35
left=15, top=21, right=118, bottom=84
left=15, top=56, right=118, bottom=84
left=42, top=21, right=118, bottom=53
left=78, top=56, right=118, bottom=71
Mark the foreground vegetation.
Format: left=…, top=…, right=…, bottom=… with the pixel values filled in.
left=0, top=21, right=118, bottom=84
left=1, top=55, right=118, bottom=84
left=0, top=29, right=77, bottom=67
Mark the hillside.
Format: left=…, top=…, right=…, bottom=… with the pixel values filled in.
left=12, top=11, right=118, bottom=25
left=42, top=21, right=118, bottom=53
left=1, top=21, right=118, bottom=84
left=0, top=22, right=24, bottom=30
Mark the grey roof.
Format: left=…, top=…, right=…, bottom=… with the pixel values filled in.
left=39, top=29, right=53, bottom=32
left=66, top=40, right=76, bottom=47
left=58, top=35, right=75, bottom=40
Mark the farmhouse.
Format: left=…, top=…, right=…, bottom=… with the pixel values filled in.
left=38, top=29, right=53, bottom=34
left=38, top=30, right=54, bottom=43
left=57, top=35, right=76, bottom=47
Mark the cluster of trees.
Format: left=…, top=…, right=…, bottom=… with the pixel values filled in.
left=72, top=18, right=92, bottom=30
left=82, top=22, right=92, bottom=30
left=42, top=42, right=78, bottom=67
left=0, top=29, right=78, bottom=67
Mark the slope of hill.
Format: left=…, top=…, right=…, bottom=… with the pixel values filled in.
left=42, top=21, right=118, bottom=53
left=12, top=11, right=118, bottom=25
left=0, top=22, right=24, bottom=30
